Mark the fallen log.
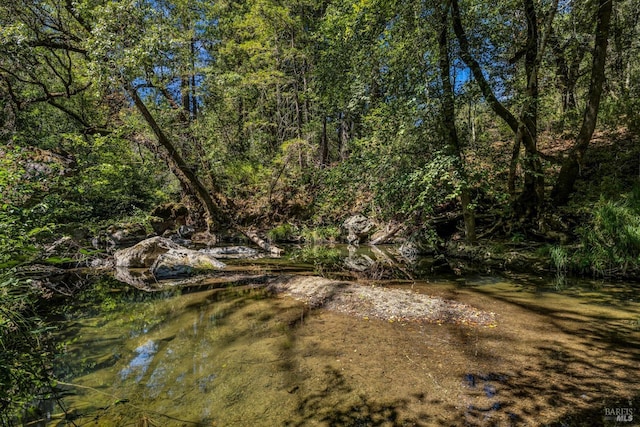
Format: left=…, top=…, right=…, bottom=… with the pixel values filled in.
left=369, top=223, right=404, bottom=245
left=241, top=228, right=283, bottom=255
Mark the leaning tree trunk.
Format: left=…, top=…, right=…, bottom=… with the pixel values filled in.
left=128, top=85, right=226, bottom=230
left=128, top=85, right=283, bottom=253
left=552, top=0, right=613, bottom=205
left=452, top=0, right=557, bottom=222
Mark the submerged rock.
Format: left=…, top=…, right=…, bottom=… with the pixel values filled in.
left=151, top=248, right=226, bottom=279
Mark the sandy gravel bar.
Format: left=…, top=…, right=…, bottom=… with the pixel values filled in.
left=266, top=275, right=497, bottom=327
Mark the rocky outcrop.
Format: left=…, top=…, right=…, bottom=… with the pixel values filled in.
left=343, top=214, right=374, bottom=245
left=149, top=203, right=189, bottom=235
left=113, top=236, right=182, bottom=268
left=151, top=249, right=226, bottom=279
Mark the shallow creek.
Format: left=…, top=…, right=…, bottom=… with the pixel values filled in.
left=45, top=251, right=640, bottom=426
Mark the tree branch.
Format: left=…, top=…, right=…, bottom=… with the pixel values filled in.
left=450, top=0, right=519, bottom=133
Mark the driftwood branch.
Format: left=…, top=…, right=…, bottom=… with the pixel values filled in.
left=241, top=229, right=283, bottom=255
left=369, top=223, right=404, bottom=246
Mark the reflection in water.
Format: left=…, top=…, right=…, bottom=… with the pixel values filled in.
left=49, top=269, right=640, bottom=426
left=119, top=340, right=157, bottom=382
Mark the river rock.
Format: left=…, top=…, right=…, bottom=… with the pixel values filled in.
left=343, top=214, right=374, bottom=245
left=199, top=246, right=259, bottom=259
left=113, top=236, right=182, bottom=268
left=191, top=231, right=218, bottom=246
left=178, top=225, right=195, bottom=239
left=151, top=249, right=226, bottom=279
left=107, top=223, right=148, bottom=247
left=114, top=267, right=156, bottom=290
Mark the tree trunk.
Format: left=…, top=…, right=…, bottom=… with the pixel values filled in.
left=127, top=85, right=283, bottom=254
left=452, top=0, right=556, bottom=222
left=511, top=0, right=547, bottom=220
left=320, top=115, right=329, bottom=166
left=439, top=1, right=476, bottom=244
left=551, top=0, right=613, bottom=205
left=450, top=0, right=519, bottom=133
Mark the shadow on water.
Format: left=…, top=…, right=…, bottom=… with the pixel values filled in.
left=444, top=275, right=640, bottom=426
left=288, top=368, right=428, bottom=427
left=275, top=307, right=433, bottom=426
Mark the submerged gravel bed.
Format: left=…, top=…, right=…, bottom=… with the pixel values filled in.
left=267, top=275, right=497, bottom=326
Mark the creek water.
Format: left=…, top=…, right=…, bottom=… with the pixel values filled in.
left=44, top=247, right=640, bottom=426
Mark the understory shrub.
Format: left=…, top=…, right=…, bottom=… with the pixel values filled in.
left=0, top=275, right=57, bottom=425
left=572, top=192, right=640, bottom=276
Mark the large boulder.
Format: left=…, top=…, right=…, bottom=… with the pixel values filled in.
left=151, top=249, right=226, bottom=279
left=113, top=237, right=182, bottom=268
left=343, top=214, right=375, bottom=245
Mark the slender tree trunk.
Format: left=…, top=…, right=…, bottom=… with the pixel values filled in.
left=127, top=85, right=283, bottom=253
left=439, top=1, right=476, bottom=244
left=190, top=38, right=198, bottom=118
left=320, top=115, right=329, bottom=166
left=552, top=0, right=613, bottom=204
left=511, top=0, right=546, bottom=220
left=450, top=0, right=519, bottom=133
left=508, top=134, right=521, bottom=195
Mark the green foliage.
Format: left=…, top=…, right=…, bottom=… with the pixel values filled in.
left=292, top=246, right=343, bottom=276
left=572, top=192, right=640, bottom=276
left=0, top=275, right=57, bottom=425
left=267, top=223, right=298, bottom=242
left=300, top=226, right=341, bottom=244
left=0, top=208, right=41, bottom=269
left=311, top=161, right=366, bottom=222
left=550, top=245, right=568, bottom=288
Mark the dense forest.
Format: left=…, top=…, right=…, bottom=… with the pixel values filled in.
left=1, top=0, right=640, bottom=423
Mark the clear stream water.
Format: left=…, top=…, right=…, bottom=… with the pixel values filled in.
left=43, top=247, right=640, bottom=426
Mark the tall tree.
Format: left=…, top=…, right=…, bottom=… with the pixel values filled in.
left=551, top=0, right=614, bottom=204
left=437, top=0, right=476, bottom=243
left=450, top=0, right=558, bottom=222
